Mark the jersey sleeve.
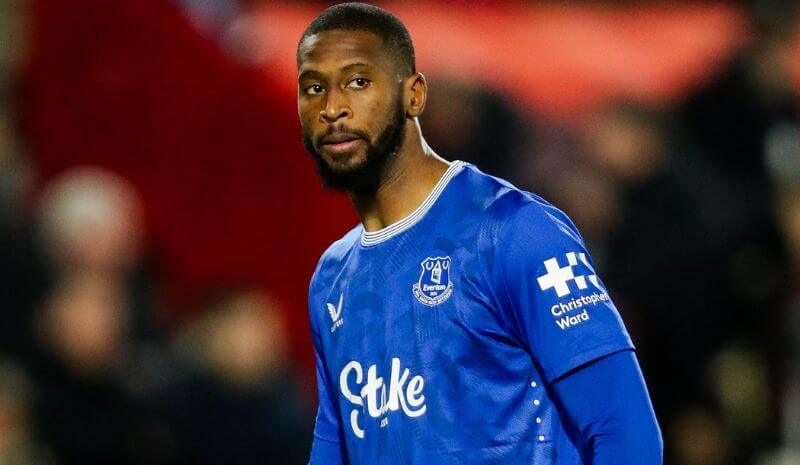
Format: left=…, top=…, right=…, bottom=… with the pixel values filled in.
left=553, top=351, right=663, bottom=464
left=491, top=199, right=635, bottom=382
left=308, top=273, right=348, bottom=464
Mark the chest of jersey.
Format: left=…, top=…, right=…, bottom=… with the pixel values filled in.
left=314, top=239, right=552, bottom=460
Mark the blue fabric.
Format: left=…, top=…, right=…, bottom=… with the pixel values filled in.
left=307, top=161, right=653, bottom=464
left=553, top=350, right=663, bottom=465
left=309, top=436, right=349, bottom=465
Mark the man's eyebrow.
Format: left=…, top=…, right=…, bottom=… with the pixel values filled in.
left=298, top=69, right=324, bottom=81
left=298, top=62, right=371, bottom=81
left=340, top=62, right=370, bottom=72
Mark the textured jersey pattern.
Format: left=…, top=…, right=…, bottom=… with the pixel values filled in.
left=309, top=162, right=634, bottom=464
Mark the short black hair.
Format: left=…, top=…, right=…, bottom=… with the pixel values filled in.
left=297, top=2, right=416, bottom=76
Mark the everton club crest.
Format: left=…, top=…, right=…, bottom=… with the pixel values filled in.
left=413, top=256, right=454, bottom=306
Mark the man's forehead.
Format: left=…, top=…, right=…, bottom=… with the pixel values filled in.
left=298, top=30, right=385, bottom=68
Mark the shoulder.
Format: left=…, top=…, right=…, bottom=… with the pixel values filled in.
left=459, top=163, right=582, bottom=247
left=320, top=225, right=362, bottom=265
left=307, top=225, right=360, bottom=333
left=497, top=191, right=583, bottom=248
left=309, top=224, right=361, bottom=286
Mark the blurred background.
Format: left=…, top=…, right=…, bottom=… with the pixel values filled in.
left=0, top=0, right=798, bottom=464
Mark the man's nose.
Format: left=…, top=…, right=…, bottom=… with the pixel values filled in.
left=320, top=89, right=352, bottom=122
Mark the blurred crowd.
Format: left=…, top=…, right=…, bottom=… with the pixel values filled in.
left=0, top=2, right=314, bottom=463
left=0, top=1, right=799, bottom=464
left=421, top=5, right=800, bottom=465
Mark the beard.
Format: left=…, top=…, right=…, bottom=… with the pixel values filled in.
left=302, top=96, right=406, bottom=194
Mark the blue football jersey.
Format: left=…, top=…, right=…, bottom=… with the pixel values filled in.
left=308, top=160, right=635, bottom=464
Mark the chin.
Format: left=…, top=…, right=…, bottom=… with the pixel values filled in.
left=321, top=149, right=369, bottom=172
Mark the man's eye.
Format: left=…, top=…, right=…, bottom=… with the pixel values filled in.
left=306, top=84, right=324, bottom=95
left=347, top=78, right=370, bottom=89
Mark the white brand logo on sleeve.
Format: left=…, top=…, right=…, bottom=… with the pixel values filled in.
left=536, top=252, right=601, bottom=297
left=326, top=294, right=344, bottom=333
left=339, top=358, right=427, bottom=439
left=536, top=252, right=610, bottom=330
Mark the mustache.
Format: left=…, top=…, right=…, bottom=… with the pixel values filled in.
left=315, top=125, right=370, bottom=146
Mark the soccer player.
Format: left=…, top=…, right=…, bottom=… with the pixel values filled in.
left=298, top=3, right=663, bottom=464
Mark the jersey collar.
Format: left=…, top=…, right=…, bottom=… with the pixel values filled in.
left=360, top=160, right=465, bottom=247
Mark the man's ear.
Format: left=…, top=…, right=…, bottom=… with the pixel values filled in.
left=404, top=72, right=427, bottom=118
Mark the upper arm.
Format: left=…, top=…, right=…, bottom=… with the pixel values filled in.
left=310, top=319, right=344, bottom=443
left=490, top=199, right=634, bottom=382
left=309, top=339, right=349, bottom=465
left=308, top=270, right=349, bottom=464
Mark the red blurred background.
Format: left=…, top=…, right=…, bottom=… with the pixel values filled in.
left=1, top=1, right=799, bottom=464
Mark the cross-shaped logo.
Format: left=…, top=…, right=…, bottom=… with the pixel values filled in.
left=537, top=252, right=596, bottom=297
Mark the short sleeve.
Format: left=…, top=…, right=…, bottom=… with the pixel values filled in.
left=309, top=332, right=349, bottom=464
left=492, top=199, right=634, bottom=382
left=308, top=273, right=348, bottom=461
left=310, top=323, right=346, bottom=444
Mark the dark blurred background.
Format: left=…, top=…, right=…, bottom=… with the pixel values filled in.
left=0, top=1, right=798, bottom=464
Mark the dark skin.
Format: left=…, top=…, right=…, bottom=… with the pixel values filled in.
left=297, top=30, right=449, bottom=232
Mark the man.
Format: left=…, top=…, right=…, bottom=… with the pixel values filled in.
left=298, top=3, right=663, bottom=464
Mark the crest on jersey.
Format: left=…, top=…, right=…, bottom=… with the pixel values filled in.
left=413, top=256, right=453, bottom=306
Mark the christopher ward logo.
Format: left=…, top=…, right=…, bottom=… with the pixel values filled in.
left=537, top=252, right=609, bottom=330
left=551, top=292, right=609, bottom=329
left=339, top=358, right=427, bottom=439
left=537, top=251, right=601, bottom=298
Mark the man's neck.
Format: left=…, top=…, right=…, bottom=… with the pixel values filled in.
left=349, top=121, right=449, bottom=233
